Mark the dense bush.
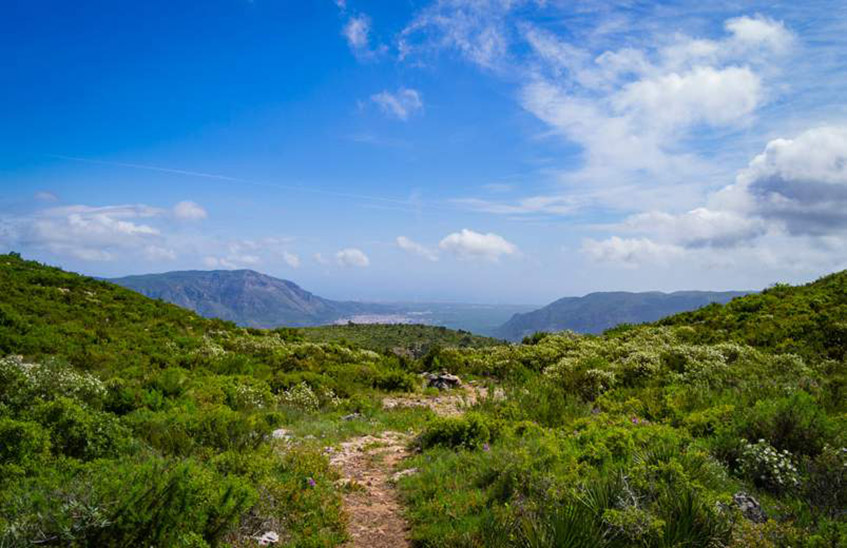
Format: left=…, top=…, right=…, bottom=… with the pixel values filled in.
left=33, top=397, right=132, bottom=460
left=418, top=413, right=499, bottom=450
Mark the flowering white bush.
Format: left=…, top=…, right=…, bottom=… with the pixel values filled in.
left=279, top=382, right=320, bottom=411
left=278, top=381, right=342, bottom=411
left=0, top=355, right=106, bottom=403
left=618, top=350, right=662, bottom=384
left=191, top=336, right=227, bottom=359
left=229, top=381, right=273, bottom=410
left=738, top=439, right=800, bottom=492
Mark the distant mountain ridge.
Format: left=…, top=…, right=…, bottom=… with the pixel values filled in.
left=495, top=290, right=750, bottom=341
left=110, top=269, right=380, bottom=328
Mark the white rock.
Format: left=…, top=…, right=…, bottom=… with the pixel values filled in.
left=256, top=531, right=279, bottom=545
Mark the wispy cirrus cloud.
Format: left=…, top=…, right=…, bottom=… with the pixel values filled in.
left=337, top=1, right=386, bottom=61
left=370, top=88, right=423, bottom=121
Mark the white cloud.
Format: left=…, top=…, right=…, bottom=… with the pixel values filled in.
left=203, top=254, right=260, bottom=269
left=587, top=125, right=847, bottom=269
left=12, top=204, right=165, bottom=261
left=518, top=17, right=786, bottom=182
left=620, top=208, right=766, bottom=248
left=396, top=236, right=438, bottom=261
left=336, top=247, right=370, bottom=267
left=282, top=251, right=301, bottom=268
left=613, top=65, right=761, bottom=132
left=313, top=253, right=330, bottom=266
left=582, top=236, right=684, bottom=268
left=343, top=14, right=370, bottom=49
left=399, top=0, right=516, bottom=69
left=173, top=200, right=207, bottom=221
left=724, top=15, right=794, bottom=55
left=371, top=88, right=423, bottom=121
left=412, top=9, right=795, bottom=219
left=342, top=13, right=386, bottom=60
left=439, top=229, right=517, bottom=261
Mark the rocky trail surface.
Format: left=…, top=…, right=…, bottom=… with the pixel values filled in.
left=328, top=378, right=495, bottom=547
left=329, top=431, right=412, bottom=548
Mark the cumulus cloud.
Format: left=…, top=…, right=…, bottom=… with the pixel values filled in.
left=336, top=248, right=370, bottom=267
left=729, top=126, right=847, bottom=235
left=396, top=236, right=438, bottom=261
left=282, top=251, right=301, bottom=268
left=519, top=16, right=790, bottom=183
left=173, top=200, right=207, bottom=221
left=439, top=229, right=517, bottom=261
left=426, top=9, right=795, bottom=218
left=724, top=15, right=794, bottom=55
left=582, top=236, right=684, bottom=268
left=620, top=208, right=766, bottom=248
left=313, top=253, right=330, bottom=266
left=586, top=125, right=847, bottom=268
left=202, top=237, right=303, bottom=270
left=371, top=88, right=423, bottom=121
left=613, top=66, right=761, bottom=132
left=10, top=204, right=165, bottom=261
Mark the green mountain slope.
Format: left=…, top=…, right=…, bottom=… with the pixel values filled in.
left=496, top=290, right=748, bottom=341
left=0, top=254, right=229, bottom=371
left=300, top=323, right=503, bottom=356
left=659, top=272, right=847, bottom=360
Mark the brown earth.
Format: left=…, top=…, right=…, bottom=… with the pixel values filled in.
left=329, top=431, right=413, bottom=548
left=329, top=384, right=501, bottom=547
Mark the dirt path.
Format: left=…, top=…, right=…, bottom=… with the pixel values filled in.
left=329, top=431, right=412, bottom=548
left=382, top=383, right=502, bottom=417
left=329, top=384, right=500, bottom=546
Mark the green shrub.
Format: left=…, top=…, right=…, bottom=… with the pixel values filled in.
left=151, top=367, right=190, bottom=397
left=33, top=397, right=131, bottom=460
left=418, top=413, right=499, bottom=450
left=0, top=458, right=255, bottom=547
left=804, top=445, right=847, bottom=517
left=737, top=392, right=832, bottom=456
left=0, top=418, right=50, bottom=476
left=372, top=369, right=417, bottom=392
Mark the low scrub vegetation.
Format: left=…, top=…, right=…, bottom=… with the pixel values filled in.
left=2, top=253, right=847, bottom=546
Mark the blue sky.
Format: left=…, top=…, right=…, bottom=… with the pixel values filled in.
left=2, top=0, right=847, bottom=304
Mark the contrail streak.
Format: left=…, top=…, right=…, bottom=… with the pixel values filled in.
left=48, top=154, right=438, bottom=209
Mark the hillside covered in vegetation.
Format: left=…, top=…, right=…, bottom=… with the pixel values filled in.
left=299, top=323, right=503, bottom=356
left=2, top=253, right=847, bottom=547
